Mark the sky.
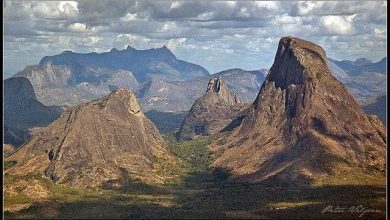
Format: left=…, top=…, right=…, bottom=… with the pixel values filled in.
left=3, top=0, right=387, bottom=78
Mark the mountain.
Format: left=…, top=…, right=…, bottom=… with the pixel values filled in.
left=4, top=77, right=63, bottom=146
left=344, top=73, right=386, bottom=101
left=38, top=45, right=209, bottom=82
left=329, top=57, right=386, bottom=76
left=139, top=68, right=266, bottom=112
left=327, top=57, right=386, bottom=101
left=13, top=46, right=210, bottom=107
left=5, top=89, right=173, bottom=188
left=362, top=95, right=386, bottom=125
left=210, top=37, right=386, bottom=186
left=328, top=58, right=373, bottom=71
left=139, top=77, right=207, bottom=112
left=177, top=77, right=248, bottom=141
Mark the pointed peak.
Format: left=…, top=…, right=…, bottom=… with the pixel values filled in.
left=160, top=45, right=173, bottom=53
left=206, top=76, right=225, bottom=93
left=126, top=45, right=135, bottom=50
left=154, top=44, right=175, bottom=58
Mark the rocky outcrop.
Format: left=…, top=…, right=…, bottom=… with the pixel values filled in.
left=5, top=89, right=172, bottom=188
left=4, top=77, right=63, bottom=146
left=211, top=37, right=386, bottom=185
left=177, top=77, right=248, bottom=141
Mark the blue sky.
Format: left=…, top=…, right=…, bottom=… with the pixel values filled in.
left=3, top=1, right=387, bottom=78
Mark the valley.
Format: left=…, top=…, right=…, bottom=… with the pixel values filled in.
left=4, top=133, right=385, bottom=219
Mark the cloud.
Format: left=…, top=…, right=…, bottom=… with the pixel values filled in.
left=2, top=0, right=387, bottom=78
left=320, top=15, right=356, bottom=35
left=68, top=22, right=87, bottom=32
left=31, top=1, right=79, bottom=19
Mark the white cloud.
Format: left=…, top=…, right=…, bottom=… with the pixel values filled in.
left=320, top=15, right=356, bottom=35
left=117, top=34, right=151, bottom=44
left=68, top=23, right=87, bottom=32
left=170, top=1, right=182, bottom=9
left=271, top=14, right=301, bottom=25
left=166, top=38, right=186, bottom=50
left=160, top=21, right=177, bottom=32
left=32, top=1, right=78, bottom=19
left=374, top=28, right=386, bottom=35
left=255, top=1, right=279, bottom=10
left=59, top=1, right=79, bottom=14
left=121, top=13, right=138, bottom=22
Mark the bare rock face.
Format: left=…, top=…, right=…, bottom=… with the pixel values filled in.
left=177, top=77, right=248, bottom=141
left=5, top=89, right=170, bottom=188
left=211, top=37, right=386, bottom=185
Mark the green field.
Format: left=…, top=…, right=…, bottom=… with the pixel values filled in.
left=4, top=133, right=386, bottom=219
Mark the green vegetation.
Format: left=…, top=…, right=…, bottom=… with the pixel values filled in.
left=163, top=132, right=213, bottom=171
left=4, top=134, right=386, bottom=219
left=145, top=110, right=187, bottom=134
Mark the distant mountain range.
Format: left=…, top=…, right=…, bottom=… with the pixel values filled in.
left=328, top=57, right=386, bottom=101
left=328, top=57, right=386, bottom=76
left=13, top=46, right=267, bottom=111
left=13, top=46, right=209, bottom=107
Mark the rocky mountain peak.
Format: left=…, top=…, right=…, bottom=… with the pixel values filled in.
left=211, top=36, right=386, bottom=186
left=206, top=76, right=241, bottom=105
left=5, top=88, right=170, bottom=188
left=267, top=36, right=329, bottom=90
left=206, top=76, right=224, bottom=93
left=177, top=76, right=247, bottom=141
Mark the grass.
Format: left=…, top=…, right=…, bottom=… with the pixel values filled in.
left=4, top=133, right=386, bottom=219
left=163, top=132, right=213, bottom=171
